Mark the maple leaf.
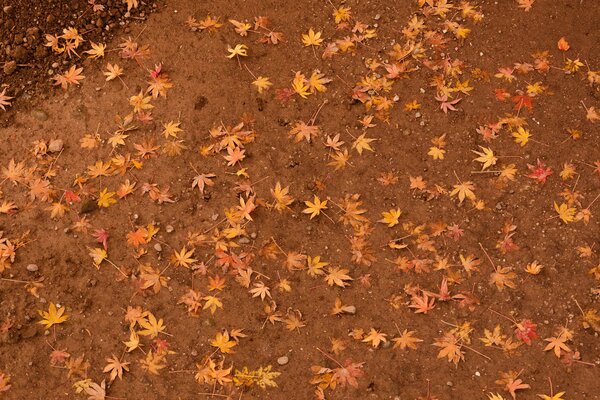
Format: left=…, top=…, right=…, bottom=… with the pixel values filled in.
left=514, top=319, right=539, bottom=345
left=123, top=0, right=139, bottom=11
left=306, top=256, right=329, bottom=278
left=0, top=88, right=14, bottom=111
left=252, top=76, right=272, bottom=93
left=271, top=182, right=294, bottom=211
left=433, top=332, right=464, bottom=365
left=211, top=331, right=237, bottom=353
left=308, top=70, right=331, bottom=93
left=191, top=173, right=215, bottom=195
left=88, top=247, right=107, bottom=267
left=325, top=267, right=353, bottom=287
left=92, top=229, right=109, bottom=250
left=512, top=94, right=533, bottom=112
left=435, top=93, right=462, bottom=113
left=224, top=146, right=246, bottom=166
left=103, top=63, right=124, bottom=82
left=207, top=293, right=229, bottom=314
left=378, top=208, right=401, bottom=227
left=303, top=196, right=328, bottom=219
left=38, top=302, right=69, bottom=329
left=172, top=247, right=197, bottom=268
left=362, top=328, right=387, bottom=348
left=553, top=202, right=576, bottom=223
left=250, top=281, right=271, bottom=300
left=229, top=19, right=252, bottom=36
left=138, top=312, right=166, bottom=338
left=332, top=359, right=364, bottom=388
left=517, top=0, right=534, bottom=11
left=84, top=380, right=106, bottom=400
left=237, top=195, right=256, bottom=221
left=392, top=329, right=423, bottom=350
left=289, top=120, right=320, bottom=143
left=490, top=266, right=516, bottom=290
left=84, top=42, right=106, bottom=59
left=450, top=181, right=476, bottom=204
left=428, top=146, right=446, bottom=160
left=129, top=90, right=154, bottom=113
left=140, top=351, right=166, bottom=375
left=526, top=159, right=553, bottom=184
left=352, top=133, right=376, bottom=154
left=496, top=370, right=530, bottom=399
left=53, top=65, right=85, bottom=89
left=303, top=28, right=324, bottom=46
left=472, top=146, right=497, bottom=170
left=226, top=44, right=248, bottom=58
left=292, top=71, right=310, bottom=98
left=543, top=335, right=571, bottom=358
left=97, top=188, right=117, bottom=208
left=512, top=127, right=531, bottom=147
left=409, top=293, right=436, bottom=314
left=0, top=201, right=17, bottom=215
left=103, top=356, right=130, bottom=382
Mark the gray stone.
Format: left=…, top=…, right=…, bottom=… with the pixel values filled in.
left=26, top=264, right=39, bottom=272
left=277, top=356, right=289, bottom=365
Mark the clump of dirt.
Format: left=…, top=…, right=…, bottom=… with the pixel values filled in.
left=0, top=0, right=157, bottom=107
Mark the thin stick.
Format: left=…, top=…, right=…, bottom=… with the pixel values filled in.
left=316, top=347, right=343, bottom=368
left=461, top=344, right=492, bottom=361
left=478, top=242, right=497, bottom=272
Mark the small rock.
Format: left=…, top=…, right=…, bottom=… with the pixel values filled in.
left=11, top=45, right=28, bottom=62
left=250, top=232, right=257, bottom=239
left=154, top=243, right=162, bottom=252
left=3, top=60, right=17, bottom=75
left=277, top=356, right=289, bottom=366
left=48, top=139, right=64, bottom=153
left=31, top=109, right=48, bottom=121
left=382, top=340, right=393, bottom=349
left=238, top=237, right=250, bottom=244
left=190, top=350, right=198, bottom=357
left=26, top=264, right=39, bottom=272
left=3, top=5, right=14, bottom=14
left=446, top=381, right=453, bottom=387
left=166, top=225, right=174, bottom=233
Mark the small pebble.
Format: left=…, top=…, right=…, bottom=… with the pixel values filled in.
left=277, top=356, right=289, bottom=366
left=238, top=237, right=250, bottom=244
left=154, top=243, right=162, bottom=252
left=48, top=139, right=64, bottom=153
left=250, top=232, right=257, bottom=239
left=166, top=225, right=174, bottom=233
left=26, top=264, right=39, bottom=272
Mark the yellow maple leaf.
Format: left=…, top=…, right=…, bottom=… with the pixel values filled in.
left=97, top=188, right=117, bottom=208
left=428, top=146, right=446, bottom=160
left=292, top=71, right=310, bottom=98
left=361, top=328, right=387, bottom=348
left=252, top=76, right=272, bottom=93
left=302, top=28, right=324, bottom=46
left=472, top=146, right=497, bottom=170
left=211, top=331, right=237, bottom=354
left=450, top=181, right=476, bottom=204
left=512, top=127, right=531, bottom=147
left=226, top=44, right=248, bottom=58
left=352, top=133, right=375, bottom=155
left=553, top=202, right=576, bottom=223
left=303, top=196, right=328, bottom=219
left=172, top=247, right=197, bottom=268
left=137, top=312, right=166, bottom=338
left=378, top=208, right=401, bottom=227
left=38, top=302, right=69, bottom=329
left=84, top=42, right=106, bottom=59
left=162, top=121, right=182, bottom=138
left=104, top=63, right=123, bottom=81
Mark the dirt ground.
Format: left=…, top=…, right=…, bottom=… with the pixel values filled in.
left=1, top=0, right=599, bottom=399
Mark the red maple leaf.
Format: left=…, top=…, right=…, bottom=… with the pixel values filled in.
left=514, top=319, right=539, bottom=345
left=64, top=190, right=81, bottom=204
left=92, top=229, right=109, bottom=250
left=275, top=88, right=295, bottom=103
left=511, top=94, right=533, bottom=112
left=494, top=88, right=511, bottom=101
left=526, top=159, right=553, bottom=184
left=333, top=359, right=364, bottom=388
